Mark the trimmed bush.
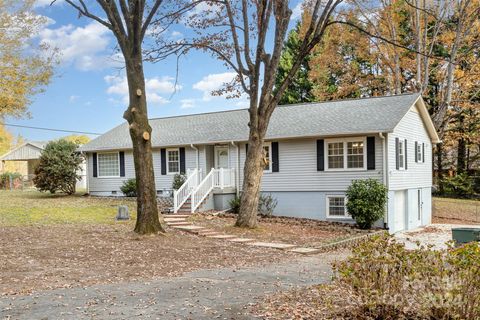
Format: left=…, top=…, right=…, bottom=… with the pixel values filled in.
left=346, top=179, right=387, bottom=229
left=120, top=178, right=137, bottom=197
left=33, top=139, right=83, bottom=195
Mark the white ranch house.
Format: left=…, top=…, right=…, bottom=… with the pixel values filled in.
left=78, top=93, right=440, bottom=233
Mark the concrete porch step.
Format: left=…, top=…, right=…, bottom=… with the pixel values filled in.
left=166, top=221, right=191, bottom=226
left=164, top=218, right=187, bottom=222
left=164, top=214, right=190, bottom=218
left=206, top=234, right=237, bottom=239
left=246, top=242, right=298, bottom=250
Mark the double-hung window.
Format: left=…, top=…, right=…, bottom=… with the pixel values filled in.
left=326, top=138, right=366, bottom=170
left=263, top=143, right=272, bottom=172
left=97, top=152, right=120, bottom=177
left=167, top=148, right=180, bottom=174
left=326, top=196, right=349, bottom=218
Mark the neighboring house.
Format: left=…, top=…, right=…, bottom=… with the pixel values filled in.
left=0, top=141, right=87, bottom=190
left=78, top=93, right=440, bottom=233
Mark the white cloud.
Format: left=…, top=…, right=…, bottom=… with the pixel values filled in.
left=105, top=74, right=181, bottom=106
left=69, top=95, right=79, bottom=103
left=291, top=1, right=304, bottom=20
left=180, top=99, right=195, bottom=109
left=193, top=72, right=237, bottom=101
left=39, top=21, right=121, bottom=71
left=34, top=0, right=62, bottom=8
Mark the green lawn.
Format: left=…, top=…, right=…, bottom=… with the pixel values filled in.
left=0, top=190, right=137, bottom=226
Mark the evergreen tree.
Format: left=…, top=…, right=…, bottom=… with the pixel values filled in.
left=275, top=22, right=315, bottom=105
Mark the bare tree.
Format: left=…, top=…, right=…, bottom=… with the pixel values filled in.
left=60, top=0, right=185, bottom=234
left=150, top=0, right=343, bottom=228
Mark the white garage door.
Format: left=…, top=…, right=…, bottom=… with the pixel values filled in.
left=394, top=190, right=406, bottom=232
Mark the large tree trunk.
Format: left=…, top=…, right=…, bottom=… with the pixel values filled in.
left=124, top=53, right=165, bottom=234
left=236, top=129, right=266, bottom=228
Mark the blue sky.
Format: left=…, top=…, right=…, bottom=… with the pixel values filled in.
left=5, top=0, right=303, bottom=142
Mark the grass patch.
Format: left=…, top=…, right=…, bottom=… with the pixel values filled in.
left=433, top=197, right=480, bottom=224
left=0, top=190, right=137, bottom=226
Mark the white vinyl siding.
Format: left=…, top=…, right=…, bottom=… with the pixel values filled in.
left=88, top=147, right=197, bottom=195
left=389, top=104, right=433, bottom=190
left=238, top=136, right=384, bottom=192
left=97, top=153, right=120, bottom=177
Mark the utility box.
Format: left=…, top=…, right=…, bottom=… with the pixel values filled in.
left=116, top=205, right=130, bottom=221
left=452, top=227, right=480, bottom=245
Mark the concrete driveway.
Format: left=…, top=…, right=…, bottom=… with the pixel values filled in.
left=0, top=251, right=347, bottom=320
left=394, top=223, right=480, bottom=250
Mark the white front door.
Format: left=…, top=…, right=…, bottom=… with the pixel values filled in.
left=214, top=146, right=229, bottom=169
left=394, top=190, right=406, bottom=232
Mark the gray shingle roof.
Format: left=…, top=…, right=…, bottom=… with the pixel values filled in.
left=79, top=93, right=422, bottom=152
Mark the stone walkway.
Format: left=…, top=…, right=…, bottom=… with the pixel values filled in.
left=164, top=215, right=322, bottom=255
left=0, top=252, right=346, bottom=319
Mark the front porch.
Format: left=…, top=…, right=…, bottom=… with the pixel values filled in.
left=174, top=167, right=237, bottom=214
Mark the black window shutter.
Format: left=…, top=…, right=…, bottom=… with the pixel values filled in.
left=119, top=151, right=125, bottom=177
left=245, top=143, right=248, bottom=155
left=271, top=142, right=279, bottom=172
left=366, top=137, right=375, bottom=170
left=317, top=139, right=324, bottom=171
left=179, top=147, right=186, bottom=174
left=404, top=139, right=408, bottom=169
left=415, top=142, right=418, bottom=162
left=160, top=148, right=166, bottom=175
left=395, top=138, right=399, bottom=170
left=92, top=152, right=97, bottom=177
left=422, top=143, right=425, bottom=163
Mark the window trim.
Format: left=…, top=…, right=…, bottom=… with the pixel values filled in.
left=263, top=142, right=272, bottom=173
left=166, top=148, right=180, bottom=175
left=326, top=195, right=351, bottom=219
left=324, top=137, right=367, bottom=171
left=97, top=152, right=120, bottom=178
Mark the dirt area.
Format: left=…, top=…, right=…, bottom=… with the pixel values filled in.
left=0, top=223, right=292, bottom=296
left=190, top=213, right=374, bottom=247
left=433, top=197, right=480, bottom=225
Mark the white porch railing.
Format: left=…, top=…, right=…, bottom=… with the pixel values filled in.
left=173, top=168, right=201, bottom=213
left=191, top=168, right=235, bottom=213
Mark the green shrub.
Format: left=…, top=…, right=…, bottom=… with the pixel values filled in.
left=333, top=233, right=480, bottom=320
left=172, top=173, right=186, bottom=190
left=442, top=173, right=475, bottom=198
left=229, top=196, right=241, bottom=213
left=33, top=139, right=83, bottom=195
left=120, top=178, right=137, bottom=197
left=346, top=179, right=388, bottom=229
left=258, top=193, right=278, bottom=217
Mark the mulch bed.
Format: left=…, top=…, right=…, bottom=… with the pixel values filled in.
left=0, top=223, right=293, bottom=296
left=191, top=213, right=376, bottom=247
